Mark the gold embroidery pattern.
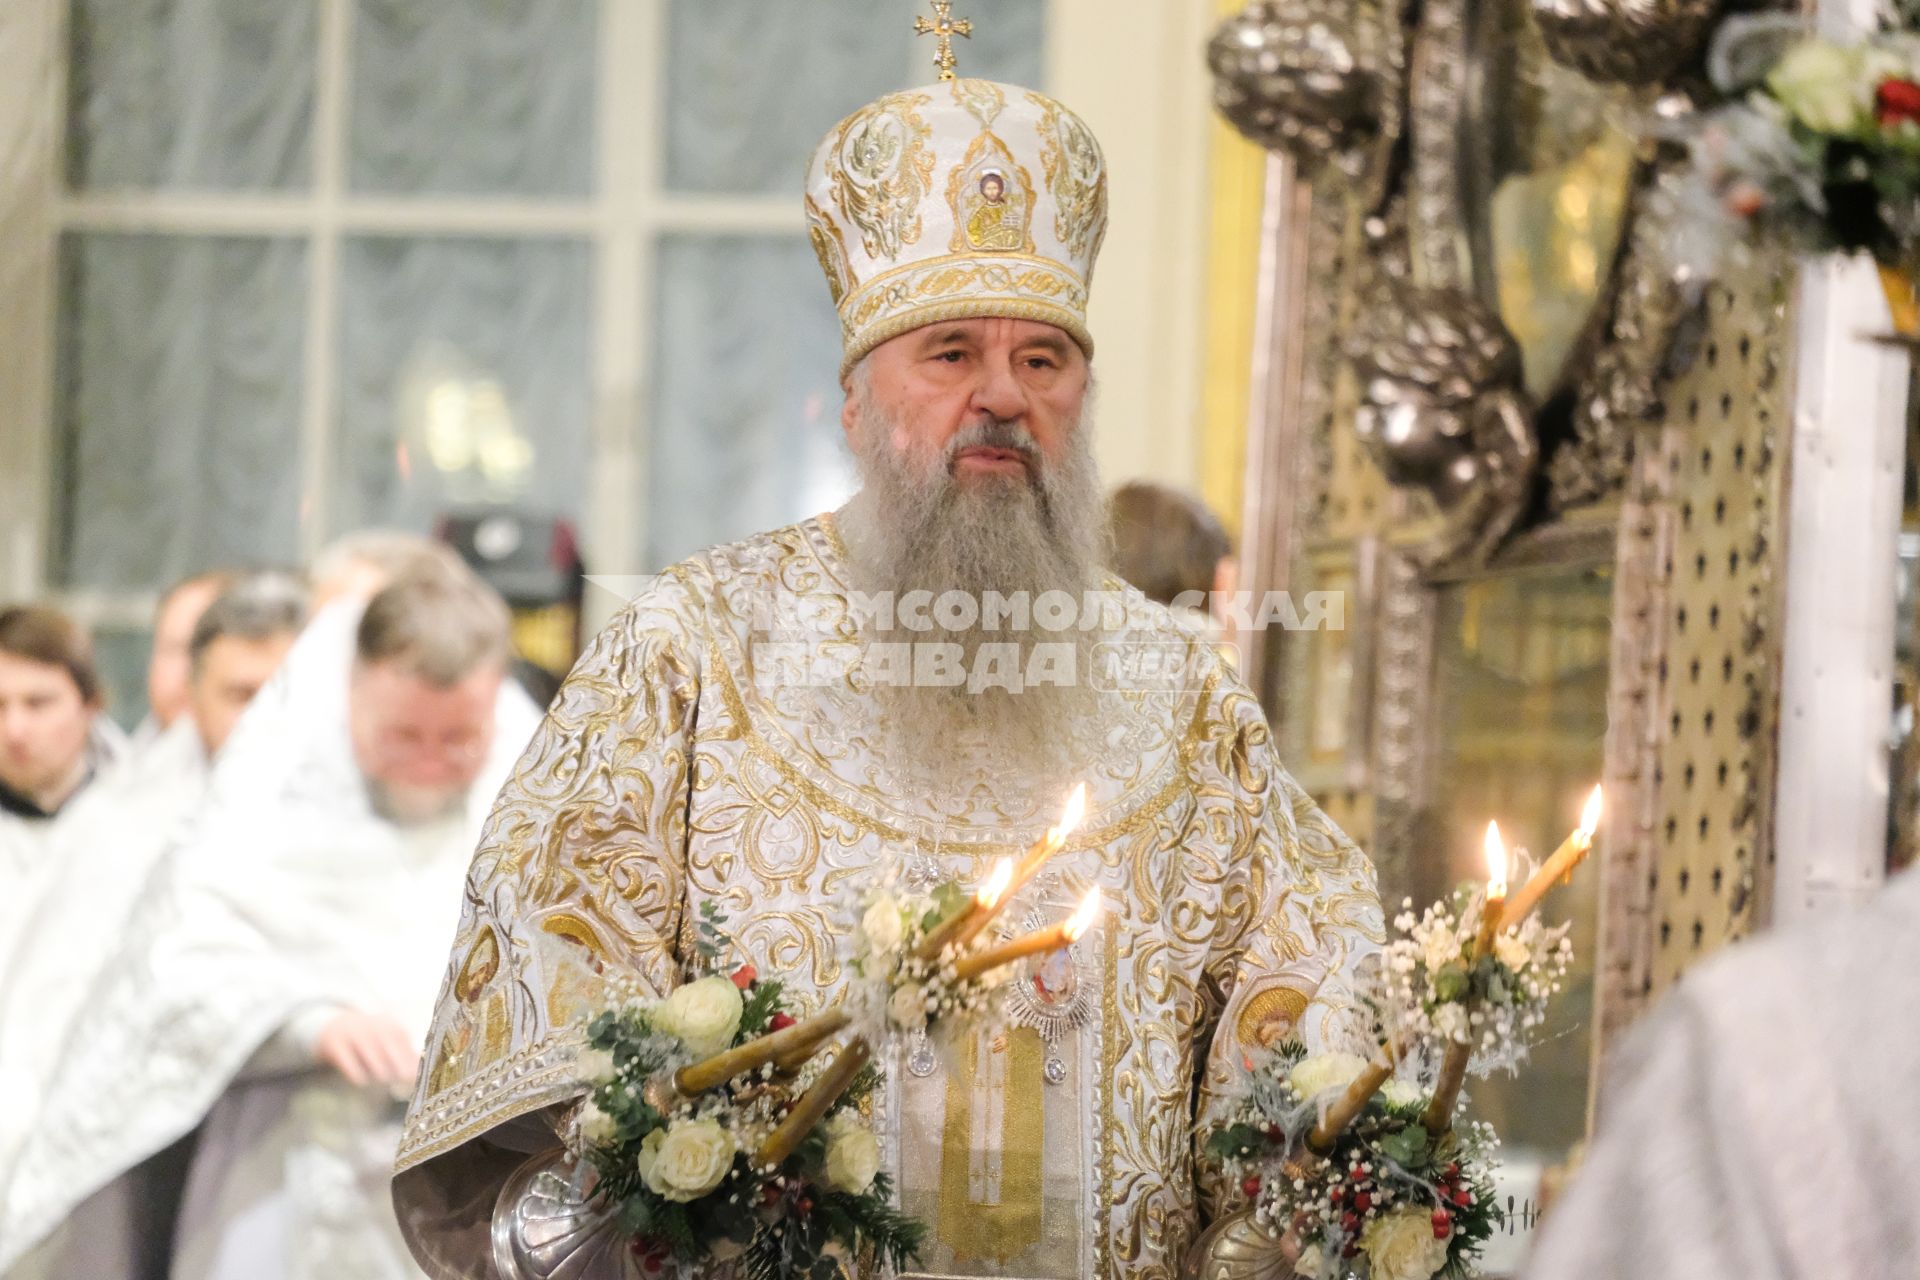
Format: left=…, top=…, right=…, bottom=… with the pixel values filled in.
left=1030, top=91, right=1109, bottom=262
left=946, top=131, right=1038, bottom=255
left=826, top=91, right=937, bottom=261
left=805, top=193, right=855, bottom=305
left=950, top=77, right=1007, bottom=129
left=836, top=255, right=1089, bottom=373
left=395, top=516, right=1385, bottom=1280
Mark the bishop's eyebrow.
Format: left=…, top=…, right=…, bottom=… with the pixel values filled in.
left=1020, top=334, right=1074, bottom=358
left=918, top=325, right=982, bottom=351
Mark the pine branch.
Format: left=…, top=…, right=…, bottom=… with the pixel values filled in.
left=738, top=979, right=786, bottom=1038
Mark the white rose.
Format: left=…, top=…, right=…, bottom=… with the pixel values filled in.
left=639, top=1118, right=735, bottom=1202
left=1420, top=926, right=1459, bottom=974
left=1493, top=932, right=1531, bottom=972
left=1288, top=1051, right=1368, bottom=1100
left=1768, top=40, right=1868, bottom=133
left=1360, top=1205, right=1451, bottom=1280
left=1434, top=1003, right=1469, bottom=1042
left=1861, top=44, right=1911, bottom=89
left=1293, top=1244, right=1325, bottom=1277
left=654, top=975, right=744, bottom=1058
left=1379, top=1078, right=1424, bottom=1108
left=576, top=1100, right=618, bottom=1145
left=574, top=1047, right=618, bottom=1085
left=862, top=893, right=905, bottom=957
left=888, top=982, right=928, bottom=1031
left=822, top=1113, right=881, bottom=1196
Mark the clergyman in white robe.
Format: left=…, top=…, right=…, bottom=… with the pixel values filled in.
left=0, top=601, right=538, bottom=1280
left=1524, top=866, right=1920, bottom=1280
left=0, top=716, right=127, bottom=958
left=0, top=718, right=209, bottom=1183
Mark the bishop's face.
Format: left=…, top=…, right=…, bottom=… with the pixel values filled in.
left=844, top=317, right=1089, bottom=487
left=0, top=652, right=93, bottom=804
left=348, top=658, right=502, bottom=825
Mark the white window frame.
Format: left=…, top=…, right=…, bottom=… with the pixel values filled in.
left=2, top=0, right=1216, bottom=645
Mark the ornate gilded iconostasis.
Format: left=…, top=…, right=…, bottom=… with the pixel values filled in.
left=1207, top=0, right=1794, bottom=1239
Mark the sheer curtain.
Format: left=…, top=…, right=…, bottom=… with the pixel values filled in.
left=50, top=0, right=1049, bottom=717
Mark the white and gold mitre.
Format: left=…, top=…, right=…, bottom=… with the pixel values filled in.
left=805, top=77, right=1109, bottom=373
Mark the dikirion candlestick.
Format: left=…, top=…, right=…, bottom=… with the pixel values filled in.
left=1422, top=823, right=1508, bottom=1134
left=673, top=1008, right=851, bottom=1095
left=1307, top=1054, right=1396, bottom=1155
left=755, top=1037, right=874, bottom=1168
left=919, top=784, right=1087, bottom=961
left=949, top=888, right=1101, bottom=984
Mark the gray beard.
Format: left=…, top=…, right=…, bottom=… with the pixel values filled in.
left=838, top=394, right=1112, bottom=799
left=365, top=776, right=469, bottom=827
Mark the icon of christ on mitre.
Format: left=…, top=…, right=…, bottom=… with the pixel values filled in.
left=391, top=21, right=1384, bottom=1280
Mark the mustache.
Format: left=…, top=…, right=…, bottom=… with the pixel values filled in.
left=944, top=419, right=1041, bottom=473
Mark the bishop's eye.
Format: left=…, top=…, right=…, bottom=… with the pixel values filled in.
left=934, top=350, right=966, bottom=364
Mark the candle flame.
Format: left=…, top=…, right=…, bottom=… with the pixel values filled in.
left=1062, top=888, right=1103, bottom=943
left=976, top=858, right=1015, bottom=909
left=1579, top=785, right=1604, bottom=840
left=1483, top=821, right=1507, bottom=898
left=1049, top=783, right=1088, bottom=847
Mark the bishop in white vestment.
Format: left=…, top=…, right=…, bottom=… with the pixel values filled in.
left=392, top=71, right=1385, bottom=1280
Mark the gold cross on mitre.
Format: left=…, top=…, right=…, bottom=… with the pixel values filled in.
left=914, top=0, right=973, bottom=81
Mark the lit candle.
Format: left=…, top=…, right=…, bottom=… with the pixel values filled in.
left=1010, top=783, right=1087, bottom=896
left=755, top=1037, right=873, bottom=1168
left=673, top=1008, right=850, bottom=1095
left=1499, top=786, right=1603, bottom=929
left=946, top=857, right=1018, bottom=953
left=950, top=888, right=1101, bottom=984
left=918, top=786, right=1088, bottom=962
left=916, top=857, right=1015, bottom=961
left=1471, top=821, right=1508, bottom=960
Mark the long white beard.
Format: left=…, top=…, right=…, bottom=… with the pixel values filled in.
left=838, top=394, right=1113, bottom=797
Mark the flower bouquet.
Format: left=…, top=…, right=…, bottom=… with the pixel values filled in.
left=572, top=913, right=924, bottom=1278
left=570, top=786, right=1096, bottom=1279
left=1655, top=8, right=1920, bottom=331
left=1201, top=795, right=1596, bottom=1280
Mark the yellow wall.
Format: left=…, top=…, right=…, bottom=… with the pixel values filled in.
left=1051, top=0, right=1269, bottom=539
left=1194, top=0, right=1269, bottom=541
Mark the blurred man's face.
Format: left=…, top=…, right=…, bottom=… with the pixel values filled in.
left=148, top=579, right=223, bottom=728
left=189, top=631, right=298, bottom=759
left=0, top=652, right=94, bottom=804
left=347, top=659, right=501, bottom=825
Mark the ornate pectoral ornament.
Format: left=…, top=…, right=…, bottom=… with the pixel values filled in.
left=999, top=887, right=1097, bottom=1085
left=1347, top=281, right=1541, bottom=573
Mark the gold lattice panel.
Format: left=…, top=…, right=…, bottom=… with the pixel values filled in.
left=1601, top=271, right=1790, bottom=1022
left=1321, top=379, right=1394, bottom=543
